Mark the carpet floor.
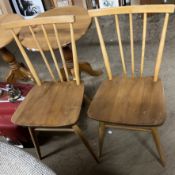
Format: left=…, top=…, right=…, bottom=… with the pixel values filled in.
left=1, top=13, right=175, bottom=175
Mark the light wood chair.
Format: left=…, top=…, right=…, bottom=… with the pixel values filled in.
left=2, top=15, right=98, bottom=162
left=88, top=5, right=174, bottom=166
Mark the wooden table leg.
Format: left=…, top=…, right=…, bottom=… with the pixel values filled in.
left=63, top=46, right=102, bottom=77
left=0, top=47, right=32, bottom=83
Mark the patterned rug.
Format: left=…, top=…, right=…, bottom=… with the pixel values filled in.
left=0, top=142, right=56, bottom=175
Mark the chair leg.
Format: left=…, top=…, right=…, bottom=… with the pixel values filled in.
left=151, top=127, right=165, bottom=166
left=72, top=125, right=99, bottom=163
left=28, top=127, right=41, bottom=159
left=99, top=121, right=105, bottom=158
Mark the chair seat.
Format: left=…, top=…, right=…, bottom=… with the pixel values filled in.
left=88, top=76, right=166, bottom=126
left=12, top=81, right=84, bottom=127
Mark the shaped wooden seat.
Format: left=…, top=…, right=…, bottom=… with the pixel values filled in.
left=2, top=15, right=98, bottom=162
left=88, top=5, right=174, bottom=166
left=88, top=76, right=166, bottom=126
left=12, top=81, right=84, bottom=127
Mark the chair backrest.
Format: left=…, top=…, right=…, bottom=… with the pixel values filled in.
left=88, top=5, right=174, bottom=81
left=2, top=15, right=80, bottom=86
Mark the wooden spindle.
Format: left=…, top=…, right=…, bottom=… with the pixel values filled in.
left=115, top=15, right=127, bottom=75
left=41, top=24, right=63, bottom=82
left=94, top=17, right=112, bottom=80
left=154, top=13, right=169, bottom=82
left=129, top=13, right=135, bottom=77
left=70, top=23, right=80, bottom=85
left=140, top=13, right=147, bottom=77
left=11, top=30, right=41, bottom=85
left=29, top=26, right=56, bottom=81
left=53, top=23, right=69, bottom=81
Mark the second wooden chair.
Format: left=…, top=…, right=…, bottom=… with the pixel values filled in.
left=88, top=5, right=174, bottom=166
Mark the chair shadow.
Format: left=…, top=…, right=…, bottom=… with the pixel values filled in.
left=41, top=133, right=83, bottom=159
left=133, top=133, right=162, bottom=165
left=37, top=94, right=96, bottom=159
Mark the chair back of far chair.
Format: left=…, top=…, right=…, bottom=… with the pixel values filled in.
left=88, top=5, right=174, bottom=82
left=2, top=15, right=80, bottom=86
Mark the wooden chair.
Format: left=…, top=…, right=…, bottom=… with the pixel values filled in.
left=2, top=15, right=98, bottom=162
left=88, top=5, right=174, bottom=166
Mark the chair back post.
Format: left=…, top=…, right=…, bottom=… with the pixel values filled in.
left=94, top=17, right=112, bottom=80
left=140, top=13, right=147, bottom=77
left=153, top=13, right=170, bottom=82
left=10, top=30, right=42, bottom=86
left=53, top=23, right=70, bottom=81
left=41, top=24, right=64, bottom=82
left=88, top=5, right=174, bottom=79
left=129, top=13, right=135, bottom=77
left=115, top=14, right=127, bottom=75
left=28, top=25, right=56, bottom=82
left=70, top=23, right=81, bottom=85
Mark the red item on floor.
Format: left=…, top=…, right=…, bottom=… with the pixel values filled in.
left=0, top=82, right=33, bottom=143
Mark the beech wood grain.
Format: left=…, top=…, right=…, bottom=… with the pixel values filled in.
left=88, top=77, right=166, bottom=126
left=12, top=81, right=84, bottom=127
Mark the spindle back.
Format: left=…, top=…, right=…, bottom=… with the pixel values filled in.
left=88, top=5, right=174, bottom=81
left=2, top=15, right=80, bottom=85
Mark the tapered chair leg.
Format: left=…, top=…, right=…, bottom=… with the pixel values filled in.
left=72, top=125, right=99, bottom=163
left=28, top=127, right=41, bottom=159
left=99, top=122, right=105, bottom=158
left=151, top=127, right=165, bottom=166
